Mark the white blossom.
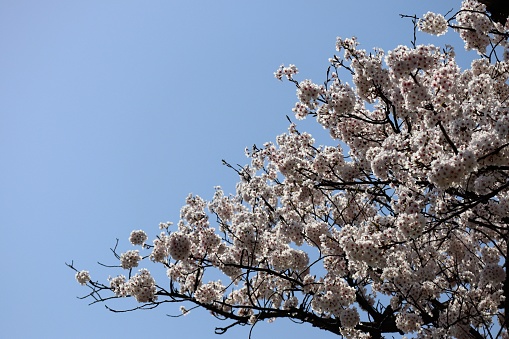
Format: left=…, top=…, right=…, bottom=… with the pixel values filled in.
left=75, top=270, right=90, bottom=285
left=74, top=2, right=509, bottom=337
left=119, top=250, right=142, bottom=269
left=419, top=12, right=448, bottom=36
left=129, top=230, right=147, bottom=246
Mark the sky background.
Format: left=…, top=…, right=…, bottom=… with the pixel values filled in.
left=0, top=1, right=477, bottom=338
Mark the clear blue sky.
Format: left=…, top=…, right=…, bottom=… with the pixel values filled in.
left=0, top=1, right=474, bottom=338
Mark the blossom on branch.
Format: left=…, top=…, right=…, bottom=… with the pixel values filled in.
left=71, top=1, right=509, bottom=338
left=75, top=270, right=90, bottom=285
left=419, top=12, right=448, bottom=36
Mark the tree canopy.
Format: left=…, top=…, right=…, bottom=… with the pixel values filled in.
left=70, top=1, right=509, bottom=338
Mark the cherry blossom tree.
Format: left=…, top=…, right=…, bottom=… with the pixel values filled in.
left=69, top=1, right=509, bottom=338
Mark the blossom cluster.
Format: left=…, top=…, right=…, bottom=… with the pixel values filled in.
left=274, top=64, right=298, bottom=80
left=108, top=275, right=127, bottom=296
left=106, top=269, right=157, bottom=302
left=168, top=232, right=191, bottom=261
left=125, top=269, right=157, bottom=303
left=419, top=11, right=448, bottom=36
left=340, top=308, right=360, bottom=329
left=194, top=281, right=225, bottom=304
left=129, top=230, right=147, bottom=246
left=119, top=250, right=141, bottom=269
left=75, top=270, right=90, bottom=285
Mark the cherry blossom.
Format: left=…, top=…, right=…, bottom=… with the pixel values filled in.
left=129, top=230, right=147, bottom=246
left=419, top=12, right=448, bottom=36
left=119, top=250, right=142, bottom=269
left=70, top=1, right=509, bottom=338
left=75, top=270, right=90, bottom=285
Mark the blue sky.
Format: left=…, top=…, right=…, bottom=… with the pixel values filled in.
left=0, top=1, right=475, bottom=338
